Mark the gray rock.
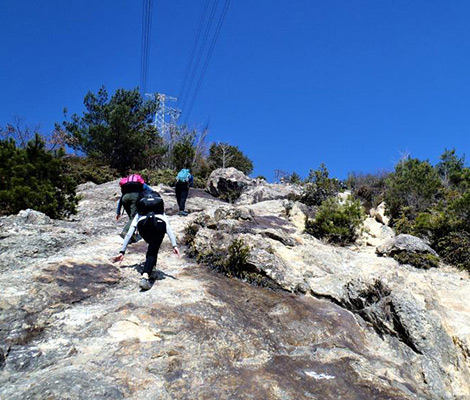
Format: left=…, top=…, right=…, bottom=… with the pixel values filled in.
left=377, top=234, right=438, bottom=257
left=16, top=209, right=52, bottom=225
left=237, top=183, right=301, bottom=205
left=206, top=167, right=252, bottom=202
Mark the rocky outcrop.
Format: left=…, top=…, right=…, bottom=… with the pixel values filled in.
left=206, top=167, right=301, bottom=205
left=377, top=234, right=438, bottom=257
left=186, top=200, right=470, bottom=399
left=236, top=182, right=301, bottom=205
left=1, top=179, right=470, bottom=399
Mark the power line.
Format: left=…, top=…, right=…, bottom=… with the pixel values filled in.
left=184, top=0, right=231, bottom=123
left=178, top=0, right=211, bottom=103
left=140, top=0, right=153, bottom=95
left=179, top=0, right=220, bottom=114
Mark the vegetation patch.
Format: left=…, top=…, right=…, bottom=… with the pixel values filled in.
left=0, top=136, right=78, bottom=219
left=392, top=252, right=440, bottom=270
left=305, top=196, right=366, bottom=245
left=299, top=163, right=343, bottom=207
left=437, top=232, right=470, bottom=272
left=64, top=156, right=119, bottom=185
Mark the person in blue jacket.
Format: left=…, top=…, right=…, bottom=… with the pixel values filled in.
left=175, top=168, right=193, bottom=216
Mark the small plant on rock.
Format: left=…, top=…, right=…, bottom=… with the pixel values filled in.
left=392, top=252, right=440, bottom=270
left=183, top=223, right=200, bottom=258
left=224, top=238, right=251, bottom=277
left=305, top=196, right=366, bottom=245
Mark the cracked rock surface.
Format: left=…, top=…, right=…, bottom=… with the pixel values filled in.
left=1, top=180, right=470, bottom=399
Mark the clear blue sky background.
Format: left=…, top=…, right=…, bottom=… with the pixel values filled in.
left=1, top=1, right=469, bottom=181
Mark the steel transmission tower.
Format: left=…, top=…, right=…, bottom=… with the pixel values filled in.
left=147, top=93, right=181, bottom=139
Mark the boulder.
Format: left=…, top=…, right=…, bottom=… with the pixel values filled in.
left=370, top=202, right=390, bottom=225
left=17, top=209, right=52, bottom=225
left=360, top=217, right=395, bottom=247
left=206, top=168, right=252, bottom=202
left=377, top=234, right=438, bottom=257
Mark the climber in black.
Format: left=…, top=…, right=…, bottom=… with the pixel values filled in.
left=112, top=190, right=179, bottom=291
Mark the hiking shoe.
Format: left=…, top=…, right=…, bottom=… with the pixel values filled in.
left=139, top=278, right=151, bottom=291
left=180, top=211, right=189, bottom=216
left=150, top=269, right=158, bottom=280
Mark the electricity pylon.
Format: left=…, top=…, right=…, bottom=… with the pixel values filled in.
left=146, top=93, right=181, bottom=138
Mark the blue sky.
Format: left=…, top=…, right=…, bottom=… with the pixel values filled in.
left=1, top=1, right=469, bottom=180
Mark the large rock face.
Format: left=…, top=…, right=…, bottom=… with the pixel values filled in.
left=1, top=180, right=470, bottom=399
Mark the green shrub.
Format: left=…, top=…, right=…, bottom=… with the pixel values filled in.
left=171, top=135, right=196, bottom=172
left=300, top=163, right=342, bottom=207
left=392, top=252, right=440, bottom=269
left=138, top=168, right=177, bottom=187
left=385, top=158, right=442, bottom=223
left=192, top=176, right=207, bottom=189
left=437, top=232, right=470, bottom=272
left=287, top=172, right=302, bottom=184
left=182, top=223, right=200, bottom=258
left=436, top=148, right=465, bottom=188
left=346, top=171, right=389, bottom=208
left=393, top=209, right=419, bottom=235
left=305, top=196, right=366, bottom=245
left=0, top=136, right=78, bottom=219
left=225, top=238, right=251, bottom=276
left=64, top=156, right=119, bottom=184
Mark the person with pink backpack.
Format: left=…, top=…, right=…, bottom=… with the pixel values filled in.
left=116, top=173, right=150, bottom=239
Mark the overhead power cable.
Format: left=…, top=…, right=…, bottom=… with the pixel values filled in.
left=179, top=0, right=220, bottom=114
left=184, top=0, right=231, bottom=123
left=140, top=0, right=153, bottom=95
left=178, top=0, right=211, bottom=103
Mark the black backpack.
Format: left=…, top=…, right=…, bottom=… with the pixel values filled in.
left=136, top=190, right=164, bottom=215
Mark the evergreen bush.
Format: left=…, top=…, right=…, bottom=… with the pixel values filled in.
left=437, top=232, right=470, bottom=272
left=300, top=163, right=342, bottom=207
left=384, top=158, right=442, bottom=223
left=0, top=136, right=78, bottom=219
left=346, top=171, right=389, bottom=208
left=138, top=168, right=177, bottom=187
left=64, top=156, right=119, bottom=185
left=61, top=87, right=160, bottom=174
left=305, top=196, right=365, bottom=245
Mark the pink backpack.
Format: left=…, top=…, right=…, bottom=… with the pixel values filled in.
left=119, top=174, right=145, bottom=194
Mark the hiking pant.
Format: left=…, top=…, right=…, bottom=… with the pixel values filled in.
left=121, top=192, right=140, bottom=237
left=175, top=182, right=189, bottom=212
left=137, top=216, right=166, bottom=275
